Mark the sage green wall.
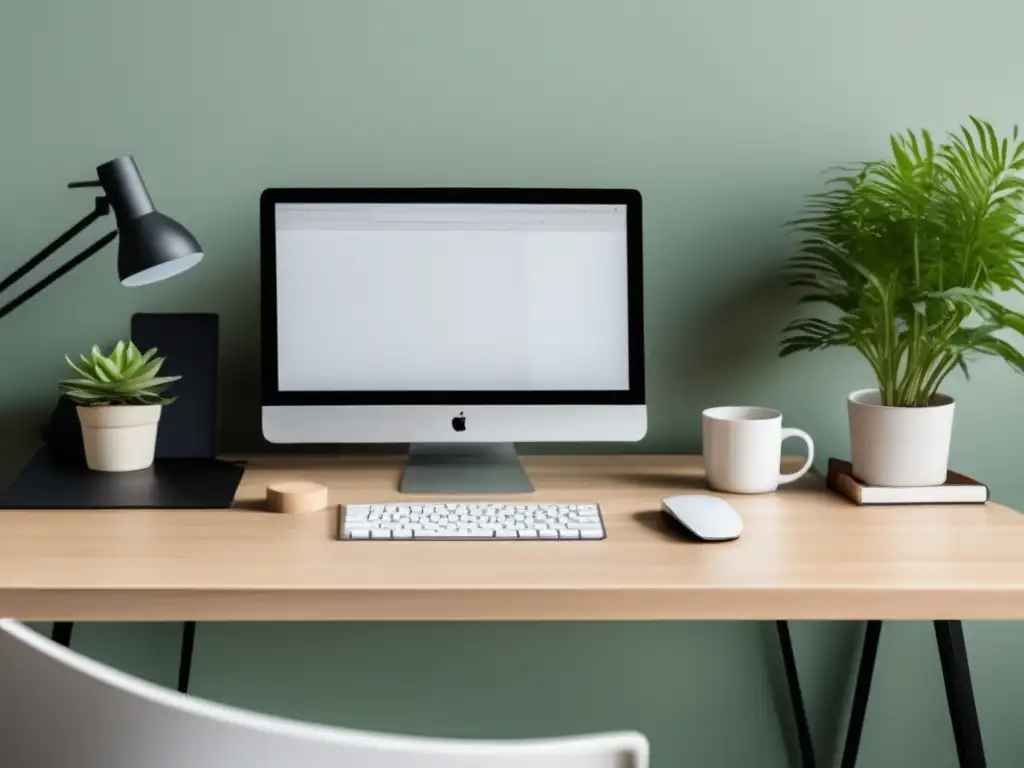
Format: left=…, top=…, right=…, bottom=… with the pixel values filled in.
left=5, top=1, right=1024, bottom=766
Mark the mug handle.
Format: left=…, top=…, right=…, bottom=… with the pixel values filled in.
left=778, top=428, right=815, bottom=485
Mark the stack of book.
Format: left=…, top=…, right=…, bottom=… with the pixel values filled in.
left=826, top=458, right=988, bottom=505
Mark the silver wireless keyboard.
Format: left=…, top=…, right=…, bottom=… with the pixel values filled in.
left=340, top=502, right=605, bottom=540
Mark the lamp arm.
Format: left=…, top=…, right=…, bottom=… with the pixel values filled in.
left=0, top=194, right=116, bottom=321
left=0, top=196, right=111, bottom=297
left=0, top=230, right=118, bottom=321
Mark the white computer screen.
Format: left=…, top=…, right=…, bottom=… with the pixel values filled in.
left=274, top=202, right=631, bottom=392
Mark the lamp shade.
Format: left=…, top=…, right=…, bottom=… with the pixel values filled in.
left=96, top=156, right=204, bottom=287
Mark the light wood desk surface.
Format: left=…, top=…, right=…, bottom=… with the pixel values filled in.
left=1, top=454, right=1023, bottom=622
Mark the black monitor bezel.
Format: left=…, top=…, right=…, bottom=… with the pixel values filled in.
left=260, top=188, right=645, bottom=406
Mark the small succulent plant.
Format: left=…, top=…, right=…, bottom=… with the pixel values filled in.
left=60, top=340, right=181, bottom=406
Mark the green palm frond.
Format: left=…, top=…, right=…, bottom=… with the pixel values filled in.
left=59, top=341, right=180, bottom=407
left=782, top=118, right=1024, bottom=406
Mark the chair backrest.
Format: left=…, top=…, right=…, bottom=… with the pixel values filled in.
left=0, top=619, right=648, bottom=768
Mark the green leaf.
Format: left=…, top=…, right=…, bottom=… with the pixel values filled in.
left=92, top=362, right=112, bottom=382
left=906, top=130, right=922, bottom=163
left=111, top=340, right=126, bottom=370
left=1000, top=309, right=1024, bottom=336
left=106, top=375, right=181, bottom=395
left=130, top=356, right=166, bottom=381
left=956, top=356, right=971, bottom=381
left=922, top=129, right=935, bottom=158
left=890, top=135, right=913, bottom=174
left=64, top=355, right=93, bottom=380
left=962, top=123, right=981, bottom=158
left=977, top=337, right=1024, bottom=374
left=60, top=388, right=108, bottom=402
left=94, top=355, right=120, bottom=381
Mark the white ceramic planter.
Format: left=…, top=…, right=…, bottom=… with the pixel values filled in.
left=847, top=389, right=955, bottom=487
left=77, top=405, right=162, bottom=472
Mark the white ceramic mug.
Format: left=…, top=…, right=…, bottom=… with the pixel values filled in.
left=702, top=406, right=815, bottom=494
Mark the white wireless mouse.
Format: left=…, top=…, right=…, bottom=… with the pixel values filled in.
left=661, top=494, right=743, bottom=541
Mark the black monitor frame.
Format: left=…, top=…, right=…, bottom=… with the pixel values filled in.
left=260, top=188, right=645, bottom=407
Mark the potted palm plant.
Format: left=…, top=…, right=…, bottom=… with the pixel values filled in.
left=781, top=118, right=1024, bottom=486
left=59, top=341, right=180, bottom=472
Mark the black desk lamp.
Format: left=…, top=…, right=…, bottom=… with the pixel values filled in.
left=0, top=155, right=203, bottom=319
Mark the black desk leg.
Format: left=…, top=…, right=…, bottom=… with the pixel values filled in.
left=51, top=622, right=74, bottom=647
left=177, top=621, right=196, bottom=694
left=934, top=621, right=986, bottom=768
left=48, top=620, right=195, bottom=693
left=776, top=620, right=817, bottom=768
left=840, top=620, right=882, bottom=768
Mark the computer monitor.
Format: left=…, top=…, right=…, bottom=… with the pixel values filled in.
left=260, top=189, right=646, bottom=493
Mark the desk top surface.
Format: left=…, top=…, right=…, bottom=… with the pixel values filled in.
left=2, top=454, right=1023, bottom=621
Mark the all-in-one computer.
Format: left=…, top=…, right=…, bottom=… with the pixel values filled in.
left=261, top=188, right=645, bottom=504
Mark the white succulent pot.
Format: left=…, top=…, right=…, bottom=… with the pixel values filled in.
left=77, top=404, right=162, bottom=472
left=847, top=389, right=955, bottom=487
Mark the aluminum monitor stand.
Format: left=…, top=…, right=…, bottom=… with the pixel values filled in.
left=399, top=443, right=534, bottom=494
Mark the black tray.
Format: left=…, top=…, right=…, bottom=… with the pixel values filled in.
left=0, top=450, right=244, bottom=509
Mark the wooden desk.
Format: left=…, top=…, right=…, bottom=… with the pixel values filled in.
left=2, top=453, right=1012, bottom=768
left=1, top=454, right=1023, bottom=622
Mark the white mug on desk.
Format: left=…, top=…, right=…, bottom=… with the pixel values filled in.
left=702, top=406, right=815, bottom=494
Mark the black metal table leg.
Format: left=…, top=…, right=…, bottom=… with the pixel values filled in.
left=840, top=620, right=882, bottom=768
left=934, top=621, right=986, bottom=768
left=776, top=620, right=817, bottom=768
left=48, top=620, right=196, bottom=694
left=177, top=621, right=196, bottom=693
left=51, top=621, right=74, bottom=647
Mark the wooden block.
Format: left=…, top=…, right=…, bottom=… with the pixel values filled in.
left=265, top=481, right=329, bottom=514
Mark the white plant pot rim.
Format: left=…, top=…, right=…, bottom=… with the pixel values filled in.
left=848, top=388, right=955, bottom=409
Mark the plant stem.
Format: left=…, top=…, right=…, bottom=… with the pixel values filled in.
left=882, top=289, right=899, bottom=405
left=909, top=223, right=922, bottom=404
left=921, top=353, right=956, bottom=402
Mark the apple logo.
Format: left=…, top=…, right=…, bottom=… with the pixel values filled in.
left=452, top=411, right=467, bottom=432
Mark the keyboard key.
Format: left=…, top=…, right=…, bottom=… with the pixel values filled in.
left=518, top=529, right=538, bottom=538
left=370, top=529, right=392, bottom=539
left=349, top=530, right=370, bottom=539
left=393, top=529, right=413, bottom=539
left=559, top=530, right=580, bottom=539
left=580, top=529, right=604, bottom=539
left=538, top=530, right=559, bottom=539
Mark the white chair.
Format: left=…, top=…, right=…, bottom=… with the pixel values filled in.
left=0, top=619, right=648, bottom=768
